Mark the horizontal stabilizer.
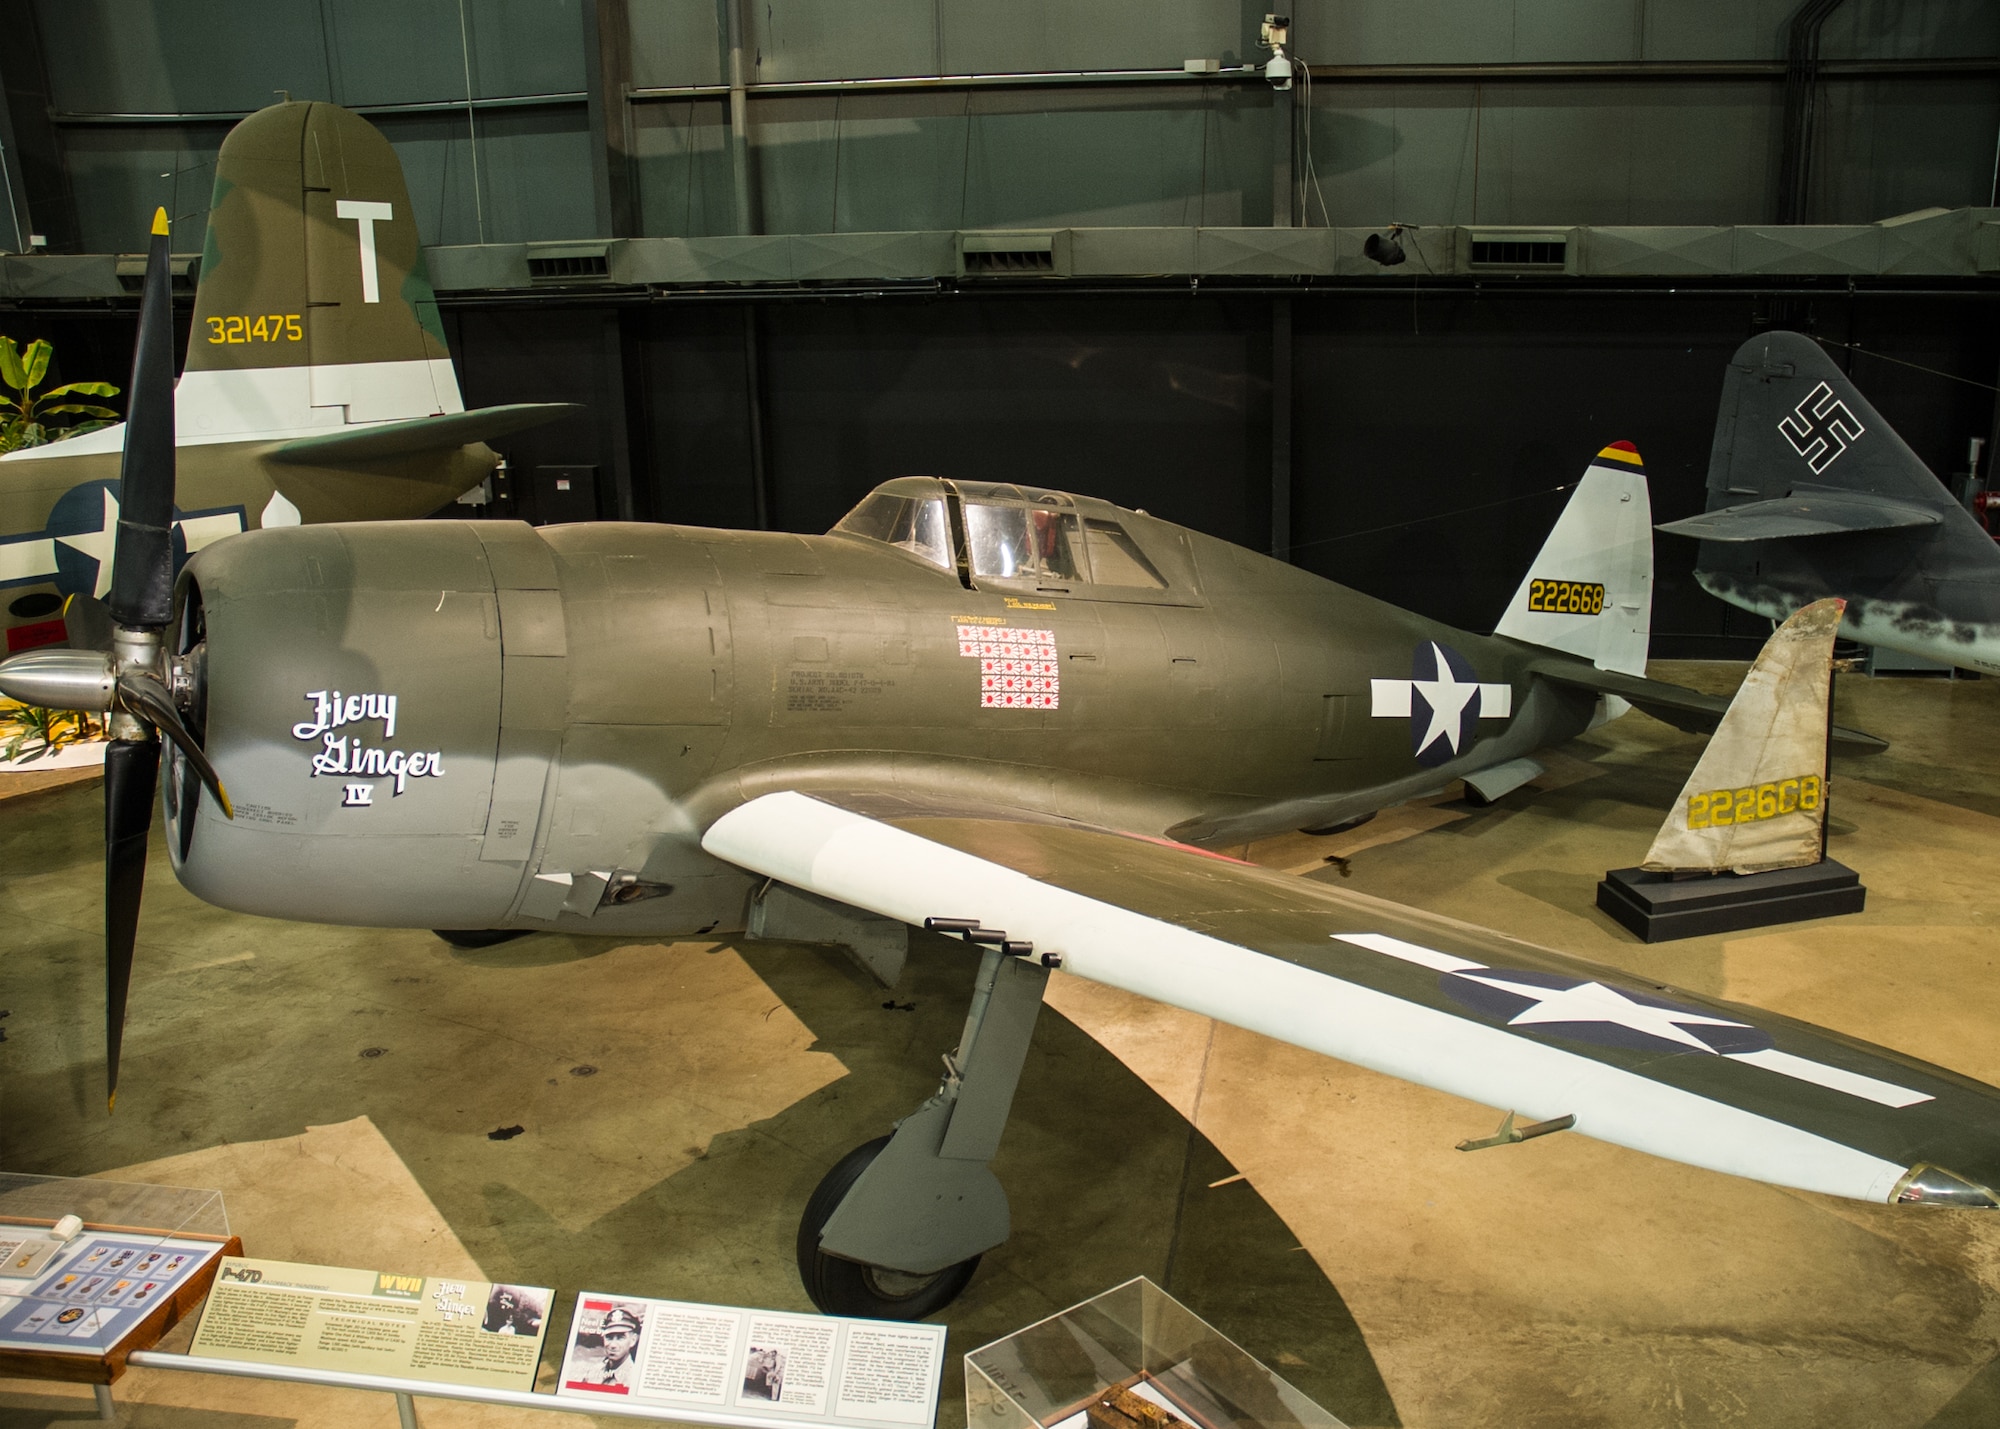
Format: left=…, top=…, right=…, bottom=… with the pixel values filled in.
left=1526, top=658, right=1886, bottom=752
left=267, top=403, right=580, bottom=466
left=1462, top=757, right=1545, bottom=804
left=1659, top=492, right=1939, bottom=543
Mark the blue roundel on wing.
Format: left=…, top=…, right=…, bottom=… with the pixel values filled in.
left=1440, top=966, right=1775, bottom=1057
left=45, top=479, right=189, bottom=598
left=1409, top=641, right=1485, bottom=767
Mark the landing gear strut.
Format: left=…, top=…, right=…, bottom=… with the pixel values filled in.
left=795, top=945, right=1048, bottom=1319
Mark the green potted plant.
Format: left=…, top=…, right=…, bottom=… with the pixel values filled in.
left=0, top=336, right=121, bottom=453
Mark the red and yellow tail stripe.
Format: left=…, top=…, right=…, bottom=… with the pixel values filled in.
left=1593, top=440, right=1645, bottom=471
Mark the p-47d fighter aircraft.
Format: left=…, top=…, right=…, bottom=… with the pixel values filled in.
left=0, top=100, right=575, bottom=653
left=5, top=235, right=1996, bottom=1322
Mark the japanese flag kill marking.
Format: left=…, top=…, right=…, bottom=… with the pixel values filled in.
left=959, top=623, right=1060, bottom=709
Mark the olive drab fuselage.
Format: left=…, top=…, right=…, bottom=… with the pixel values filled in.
left=168, top=489, right=1600, bottom=938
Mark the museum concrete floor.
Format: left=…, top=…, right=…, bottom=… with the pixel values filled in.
left=4, top=662, right=2000, bottom=1429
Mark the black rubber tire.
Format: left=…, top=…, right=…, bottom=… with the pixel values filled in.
left=796, top=1135, right=981, bottom=1320
left=432, top=929, right=531, bottom=949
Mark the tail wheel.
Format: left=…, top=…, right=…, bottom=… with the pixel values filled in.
left=796, top=1136, right=980, bottom=1320
left=432, top=929, right=530, bottom=949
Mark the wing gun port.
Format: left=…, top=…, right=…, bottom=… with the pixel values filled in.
left=922, top=917, right=1058, bottom=966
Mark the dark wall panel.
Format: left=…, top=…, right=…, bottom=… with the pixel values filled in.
left=718, top=296, right=1272, bottom=545
left=630, top=304, right=763, bottom=531
left=446, top=306, right=622, bottom=523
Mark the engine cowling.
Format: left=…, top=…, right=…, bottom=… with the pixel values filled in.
left=170, top=520, right=523, bottom=926
left=171, top=517, right=749, bottom=934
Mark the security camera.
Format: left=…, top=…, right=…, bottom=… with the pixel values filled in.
left=1261, top=13, right=1293, bottom=89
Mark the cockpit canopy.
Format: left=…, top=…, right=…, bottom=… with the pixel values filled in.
left=831, top=477, right=1168, bottom=591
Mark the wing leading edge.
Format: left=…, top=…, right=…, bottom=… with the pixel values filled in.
left=702, top=791, right=2000, bottom=1209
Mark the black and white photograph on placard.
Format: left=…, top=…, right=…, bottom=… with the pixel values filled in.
left=482, top=1284, right=547, bottom=1337
left=742, top=1344, right=786, bottom=1401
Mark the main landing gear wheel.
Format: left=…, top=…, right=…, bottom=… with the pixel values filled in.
left=796, top=1136, right=981, bottom=1320
left=432, top=929, right=530, bottom=949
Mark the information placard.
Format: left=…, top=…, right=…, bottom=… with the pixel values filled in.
left=557, top=1293, right=946, bottom=1429
left=189, top=1257, right=551, bottom=1392
left=0, top=1231, right=226, bottom=1355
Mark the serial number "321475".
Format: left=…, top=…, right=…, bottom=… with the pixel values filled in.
left=206, top=314, right=302, bottom=343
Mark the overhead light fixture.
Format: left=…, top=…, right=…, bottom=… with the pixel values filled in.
left=1364, top=224, right=1411, bottom=267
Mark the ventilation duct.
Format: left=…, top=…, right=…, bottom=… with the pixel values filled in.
left=957, top=232, right=1069, bottom=279
left=1468, top=232, right=1569, bottom=270
left=116, top=256, right=199, bottom=293
left=526, top=243, right=613, bottom=283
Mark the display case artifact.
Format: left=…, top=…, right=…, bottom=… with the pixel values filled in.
left=965, top=1278, right=1346, bottom=1429
left=0, top=1172, right=238, bottom=1385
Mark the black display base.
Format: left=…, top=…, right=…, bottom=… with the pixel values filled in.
left=1596, top=860, right=1865, bottom=943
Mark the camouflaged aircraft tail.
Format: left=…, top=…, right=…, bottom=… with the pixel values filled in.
left=1659, top=331, right=1965, bottom=545
left=178, top=100, right=464, bottom=436
left=1492, top=442, right=1654, bottom=676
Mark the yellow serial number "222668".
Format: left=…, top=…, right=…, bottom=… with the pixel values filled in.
left=1687, top=775, right=1821, bottom=829
left=206, top=314, right=302, bottom=344
left=1526, top=578, right=1605, bottom=615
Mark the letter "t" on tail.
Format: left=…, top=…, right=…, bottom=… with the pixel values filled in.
left=335, top=200, right=395, bottom=303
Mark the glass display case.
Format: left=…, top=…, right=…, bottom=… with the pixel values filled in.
left=0, top=1171, right=235, bottom=1373
left=964, top=1278, right=1346, bottom=1429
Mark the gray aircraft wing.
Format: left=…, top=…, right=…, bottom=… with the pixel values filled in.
left=702, top=791, right=2000, bottom=1209
left=1659, top=492, right=1940, bottom=543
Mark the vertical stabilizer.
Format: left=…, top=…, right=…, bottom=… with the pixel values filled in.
left=1493, top=442, right=1654, bottom=676
left=1703, top=331, right=1954, bottom=511
left=179, top=101, right=463, bottom=439
left=1642, top=598, right=1842, bottom=875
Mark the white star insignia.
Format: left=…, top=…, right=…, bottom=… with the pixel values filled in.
left=1369, top=648, right=1512, bottom=745
left=1455, top=971, right=1753, bottom=1054
left=55, top=487, right=120, bottom=599
left=1410, top=641, right=1480, bottom=756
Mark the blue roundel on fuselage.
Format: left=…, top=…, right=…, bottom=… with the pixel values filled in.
left=1408, top=641, right=1483, bottom=767
left=45, top=479, right=190, bottom=598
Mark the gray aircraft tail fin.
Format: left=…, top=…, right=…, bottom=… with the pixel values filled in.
left=1492, top=442, right=1653, bottom=676
left=1662, top=331, right=1962, bottom=542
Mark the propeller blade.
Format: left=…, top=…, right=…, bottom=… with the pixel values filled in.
left=116, top=674, right=232, bottom=818
left=62, top=594, right=115, bottom=654
left=103, top=738, right=160, bottom=1111
left=107, top=208, right=177, bottom=630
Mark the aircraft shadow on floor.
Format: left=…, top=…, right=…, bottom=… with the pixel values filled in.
left=1923, top=1351, right=2000, bottom=1428
left=490, top=930, right=1401, bottom=1429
